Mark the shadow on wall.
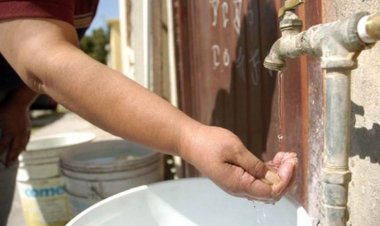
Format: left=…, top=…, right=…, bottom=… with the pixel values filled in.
left=351, top=101, right=380, bottom=164
left=210, top=1, right=277, bottom=159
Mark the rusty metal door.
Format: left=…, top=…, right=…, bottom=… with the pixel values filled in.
left=173, top=0, right=322, bottom=208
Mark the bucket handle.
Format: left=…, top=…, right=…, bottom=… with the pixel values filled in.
left=90, top=186, right=106, bottom=200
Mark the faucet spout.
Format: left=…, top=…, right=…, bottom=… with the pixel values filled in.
left=263, top=40, right=286, bottom=71
left=263, top=30, right=310, bottom=71
left=264, top=10, right=305, bottom=71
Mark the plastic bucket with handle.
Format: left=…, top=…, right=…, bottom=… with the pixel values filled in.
left=59, top=139, right=163, bottom=216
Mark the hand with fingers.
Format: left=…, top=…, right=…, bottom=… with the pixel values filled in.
left=180, top=125, right=298, bottom=203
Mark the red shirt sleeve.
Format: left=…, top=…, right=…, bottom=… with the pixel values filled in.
left=0, top=0, right=76, bottom=25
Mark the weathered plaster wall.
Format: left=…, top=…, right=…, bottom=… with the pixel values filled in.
left=323, top=1, right=380, bottom=225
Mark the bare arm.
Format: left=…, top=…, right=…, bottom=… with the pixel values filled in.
left=0, top=18, right=297, bottom=201
left=0, top=18, right=196, bottom=155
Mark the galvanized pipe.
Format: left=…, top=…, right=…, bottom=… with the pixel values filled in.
left=263, top=9, right=380, bottom=226
left=322, top=69, right=352, bottom=226
left=324, top=70, right=351, bottom=170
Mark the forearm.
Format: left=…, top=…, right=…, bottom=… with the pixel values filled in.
left=65, top=54, right=195, bottom=155
left=0, top=19, right=201, bottom=158
left=32, top=45, right=201, bottom=157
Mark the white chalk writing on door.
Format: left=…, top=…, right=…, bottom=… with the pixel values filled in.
left=210, top=0, right=242, bottom=35
left=209, top=0, right=261, bottom=86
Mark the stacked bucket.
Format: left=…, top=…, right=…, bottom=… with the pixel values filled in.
left=60, top=139, right=163, bottom=216
left=17, top=132, right=95, bottom=226
left=17, top=133, right=163, bottom=226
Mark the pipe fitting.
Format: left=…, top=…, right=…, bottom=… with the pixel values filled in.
left=280, top=10, right=303, bottom=31
left=322, top=168, right=351, bottom=185
left=264, top=10, right=305, bottom=71
left=366, top=13, right=380, bottom=40
left=319, top=12, right=369, bottom=69
left=323, top=205, right=347, bottom=226
left=264, top=11, right=371, bottom=72
left=358, top=12, right=380, bottom=44
left=322, top=168, right=351, bottom=208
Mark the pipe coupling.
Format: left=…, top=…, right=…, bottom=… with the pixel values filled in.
left=321, top=168, right=351, bottom=185
left=320, top=12, right=370, bottom=69
left=358, top=12, right=380, bottom=44
left=321, top=168, right=351, bottom=207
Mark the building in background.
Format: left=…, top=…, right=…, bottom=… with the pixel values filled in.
left=108, top=0, right=177, bottom=106
left=107, top=19, right=123, bottom=72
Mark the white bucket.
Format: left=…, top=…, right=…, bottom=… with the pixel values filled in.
left=59, top=139, right=163, bottom=216
left=66, top=178, right=312, bottom=226
left=17, top=132, right=95, bottom=226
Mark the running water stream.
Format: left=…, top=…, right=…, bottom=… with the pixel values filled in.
left=277, top=71, right=285, bottom=152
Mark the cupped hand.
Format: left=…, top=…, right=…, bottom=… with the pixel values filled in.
left=180, top=125, right=298, bottom=203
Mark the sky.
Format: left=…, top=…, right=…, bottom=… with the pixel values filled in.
left=86, top=0, right=119, bottom=34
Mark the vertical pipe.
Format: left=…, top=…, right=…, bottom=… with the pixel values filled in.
left=324, top=70, right=351, bottom=169
left=322, top=69, right=352, bottom=226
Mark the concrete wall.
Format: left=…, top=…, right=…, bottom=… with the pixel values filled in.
left=323, top=1, right=380, bottom=225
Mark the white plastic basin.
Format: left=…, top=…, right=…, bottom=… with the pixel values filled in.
left=66, top=178, right=312, bottom=226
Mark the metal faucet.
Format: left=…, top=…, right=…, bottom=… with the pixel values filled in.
left=264, top=1, right=380, bottom=71
left=263, top=1, right=380, bottom=226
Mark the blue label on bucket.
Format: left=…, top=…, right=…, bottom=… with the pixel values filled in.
left=25, top=185, right=65, bottom=198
